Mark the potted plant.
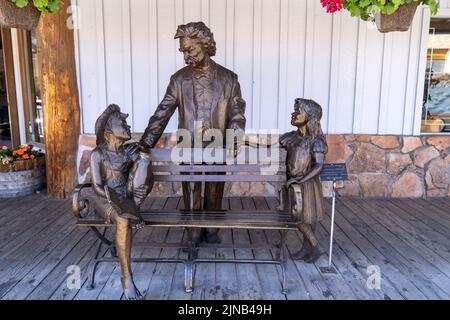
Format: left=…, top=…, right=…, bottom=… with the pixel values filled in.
left=320, top=0, right=439, bottom=33
left=0, top=0, right=61, bottom=30
left=0, top=145, right=45, bottom=198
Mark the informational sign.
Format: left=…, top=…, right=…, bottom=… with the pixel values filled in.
left=320, top=163, right=348, bottom=182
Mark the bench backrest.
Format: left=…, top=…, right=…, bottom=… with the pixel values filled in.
left=150, top=147, right=287, bottom=183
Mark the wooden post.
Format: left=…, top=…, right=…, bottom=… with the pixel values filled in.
left=36, top=0, right=80, bottom=198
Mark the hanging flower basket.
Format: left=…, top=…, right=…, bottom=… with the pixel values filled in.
left=375, top=2, right=419, bottom=33
left=0, top=145, right=45, bottom=198
left=320, top=0, right=439, bottom=34
left=0, top=0, right=40, bottom=30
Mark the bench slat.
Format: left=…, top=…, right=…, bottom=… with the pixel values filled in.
left=150, top=147, right=287, bottom=163
left=77, top=210, right=298, bottom=230
left=152, top=164, right=286, bottom=173
left=153, top=174, right=286, bottom=182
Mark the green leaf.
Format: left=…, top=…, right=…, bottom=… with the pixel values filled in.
left=47, top=0, right=60, bottom=13
left=13, top=0, right=29, bottom=8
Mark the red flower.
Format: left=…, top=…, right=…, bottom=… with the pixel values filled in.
left=321, top=0, right=343, bottom=13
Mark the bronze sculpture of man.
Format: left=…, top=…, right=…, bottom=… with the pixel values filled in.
left=280, top=98, right=328, bottom=263
left=90, top=104, right=154, bottom=300
left=140, top=22, right=246, bottom=243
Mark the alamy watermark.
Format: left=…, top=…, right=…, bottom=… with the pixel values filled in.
left=366, top=265, right=381, bottom=290
left=66, top=265, right=81, bottom=290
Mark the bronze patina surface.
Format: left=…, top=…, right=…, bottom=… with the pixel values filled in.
left=90, top=104, right=154, bottom=300
left=280, top=99, right=328, bottom=263
left=141, top=22, right=246, bottom=243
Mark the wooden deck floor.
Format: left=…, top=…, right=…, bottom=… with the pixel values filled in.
left=0, top=194, right=449, bottom=300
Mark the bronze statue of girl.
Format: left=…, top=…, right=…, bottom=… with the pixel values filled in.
left=90, top=104, right=154, bottom=300
left=280, top=98, right=328, bottom=263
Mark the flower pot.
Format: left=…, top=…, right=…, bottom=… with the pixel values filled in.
left=375, top=2, right=419, bottom=33
left=0, top=0, right=40, bottom=30
left=0, top=156, right=45, bottom=198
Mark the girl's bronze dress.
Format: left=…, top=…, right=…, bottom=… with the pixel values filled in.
left=281, top=132, right=327, bottom=225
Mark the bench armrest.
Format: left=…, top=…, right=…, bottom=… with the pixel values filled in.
left=72, top=183, right=93, bottom=219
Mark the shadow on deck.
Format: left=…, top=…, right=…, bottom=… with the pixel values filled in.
left=0, top=194, right=449, bottom=300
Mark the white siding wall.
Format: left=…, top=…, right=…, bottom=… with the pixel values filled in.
left=74, top=0, right=431, bottom=135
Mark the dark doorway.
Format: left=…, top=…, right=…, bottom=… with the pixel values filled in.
left=0, top=29, right=11, bottom=147
left=0, top=28, right=20, bottom=148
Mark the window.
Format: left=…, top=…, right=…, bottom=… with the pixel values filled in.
left=422, top=18, right=450, bottom=133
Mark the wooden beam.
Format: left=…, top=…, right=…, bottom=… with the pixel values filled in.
left=36, top=0, right=81, bottom=199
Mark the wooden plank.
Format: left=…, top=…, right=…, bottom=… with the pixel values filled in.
left=341, top=198, right=449, bottom=299
left=280, top=229, right=334, bottom=300
left=332, top=199, right=424, bottom=299
left=49, top=232, right=101, bottom=300
left=0, top=201, right=74, bottom=273
left=379, top=200, right=450, bottom=262
left=144, top=198, right=184, bottom=300
left=244, top=197, right=286, bottom=300
left=75, top=199, right=165, bottom=300
left=351, top=199, right=450, bottom=280
left=310, top=201, right=382, bottom=300
left=316, top=202, right=405, bottom=300
left=130, top=197, right=171, bottom=299
left=212, top=198, right=239, bottom=300
left=72, top=228, right=117, bottom=300
left=15, top=229, right=93, bottom=300
left=413, top=198, right=450, bottom=224
left=0, top=194, right=49, bottom=231
left=230, top=198, right=264, bottom=300
left=191, top=228, right=216, bottom=300
left=391, top=198, right=450, bottom=239
left=263, top=198, right=312, bottom=300
left=314, top=221, right=381, bottom=300
left=287, top=226, right=359, bottom=300
left=429, top=198, right=450, bottom=214
left=0, top=200, right=71, bottom=259
left=0, top=205, right=79, bottom=298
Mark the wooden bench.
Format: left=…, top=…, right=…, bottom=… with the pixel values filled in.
left=72, top=146, right=300, bottom=294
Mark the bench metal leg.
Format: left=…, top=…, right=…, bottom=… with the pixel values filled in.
left=184, top=261, right=194, bottom=293
left=88, top=229, right=106, bottom=289
left=278, top=230, right=289, bottom=294
left=88, top=227, right=116, bottom=289
left=184, top=228, right=196, bottom=293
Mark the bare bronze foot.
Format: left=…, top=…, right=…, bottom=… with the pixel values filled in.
left=304, top=245, right=323, bottom=264
left=291, top=240, right=311, bottom=261
left=123, top=279, right=143, bottom=300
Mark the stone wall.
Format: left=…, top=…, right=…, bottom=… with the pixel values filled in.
left=77, top=134, right=450, bottom=198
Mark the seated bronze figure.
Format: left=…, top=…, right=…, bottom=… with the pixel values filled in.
left=90, top=104, right=154, bottom=300
left=280, top=98, right=328, bottom=263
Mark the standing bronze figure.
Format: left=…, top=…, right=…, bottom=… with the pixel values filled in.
left=140, top=22, right=246, bottom=243
left=280, top=99, right=328, bottom=263
left=90, top=104, right=154, bottom=300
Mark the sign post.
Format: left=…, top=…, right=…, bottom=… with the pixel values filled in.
left=319, top=163, right=348, bottom=274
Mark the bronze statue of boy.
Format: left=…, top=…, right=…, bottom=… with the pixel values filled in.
left=90, top=104, right=154, bottom=300
left=280, top=98, right=328, bottom=263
